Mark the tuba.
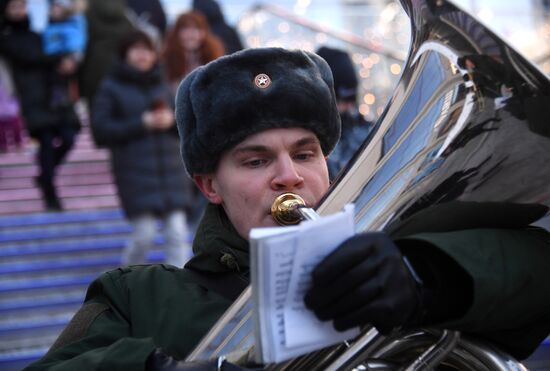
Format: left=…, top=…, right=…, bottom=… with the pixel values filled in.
left=187, top=0, right=550, bottom=369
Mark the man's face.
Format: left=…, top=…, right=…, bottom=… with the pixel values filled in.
left=6, top=0, right=27, bottom=21
left=195, top=128, right=330, bottom=239
left=126, top=43, right=157, bottom=72
left=178, top=26, right=205, bottom=52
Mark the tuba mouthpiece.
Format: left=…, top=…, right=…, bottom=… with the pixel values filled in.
left=271, top=193, right=306, bottom=225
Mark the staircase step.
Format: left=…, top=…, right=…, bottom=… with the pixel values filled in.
left=0, top=251, right=165, bottom=275
left=0, top=208, right=123, bottom=229
left=0, top=286, right=85, bottom=307
left=0, top=148, right=109, bottom=166
left=0, top=184, right=117, bottom=202
left=0, top=132, right=102, bottom=157
left=0, top=173, right=114, bottom=190
left=0, top=273, right=97, bottom=293
left=0, top=162, right=111, bottom=179
left=0, top=254, right=122, bottom=275
left=0, top=344, right=55, bottom=370
left=2, top=330, right=58, bottom=348
left=0, top=327, right=68, bottom=352
left=0, top=237, right=128, bottom=257
left=0, top=291, right=84, bottom=312
left=0, top=195, right=120, bottom=215
left=0, top=311, right=76, bottom=333
left=0, top=222, right=132, bottom=243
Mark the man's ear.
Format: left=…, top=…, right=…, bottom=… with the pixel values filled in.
left=193, top=174, right=223, bottom=204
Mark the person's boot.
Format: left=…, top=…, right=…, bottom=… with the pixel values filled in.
left=45, top=192, right=62, bottom=212
left=35, top=175, right=63, bottom=212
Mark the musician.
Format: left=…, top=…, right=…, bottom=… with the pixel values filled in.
left=25, top=48, right=550, bottom=371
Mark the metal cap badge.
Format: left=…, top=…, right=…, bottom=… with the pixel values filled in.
left=254, top=73, right=271, bottom=89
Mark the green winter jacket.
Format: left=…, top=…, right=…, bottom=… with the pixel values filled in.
left=24, top=203, right=550, bottom=370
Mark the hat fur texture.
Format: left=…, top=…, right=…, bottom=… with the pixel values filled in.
left=175, top=47, right=341, bottom=176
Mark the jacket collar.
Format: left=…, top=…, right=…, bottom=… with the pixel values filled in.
left=185, top=203, right=249, bottom=274
left=112, top=61, right=162, bottom=86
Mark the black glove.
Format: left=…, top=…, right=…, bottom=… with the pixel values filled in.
left=304, top=233, right=424, bottom=334
left=147, top=349, right=263, bottom=371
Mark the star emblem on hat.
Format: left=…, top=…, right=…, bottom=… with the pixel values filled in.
left=254, top=73, right=271, bottom=89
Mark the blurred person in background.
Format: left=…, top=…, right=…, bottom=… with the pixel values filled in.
left=316, top=46, right=374, bottom=180
left=42, top=0, right=86, bottom=111
left=192, top=0, right=244, bottom=54
left=42, top=0, right=86, bottom=58
left=126, top=0, right=167, bottom=46
left=79, top=0, right=132, bottom=107
left=80, top=0, right=168, bottom=108
left=37, top=0, right=87, bottom=196
left=162, top=10, right=225, bottom=95
left=0, top=0, right=80, bottom=211
left=91, top=30, right=193, bottom=267
left=162, top=10, right=225, bottom=229
left=0, top=57, right=23, bottom=152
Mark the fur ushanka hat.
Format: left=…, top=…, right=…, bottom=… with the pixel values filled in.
left=175, top=47, right=341, bottom=176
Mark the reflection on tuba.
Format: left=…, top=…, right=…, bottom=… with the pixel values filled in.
left=186, top=0, right=550, bottom=369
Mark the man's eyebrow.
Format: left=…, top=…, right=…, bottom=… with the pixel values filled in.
left=231, top=135, right=320, bottom=155
left=232, top=145, right=270, bottom=155
left=294, top=136, right=321, bottom=148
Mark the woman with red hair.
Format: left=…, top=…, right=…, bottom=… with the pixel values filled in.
left=162, top=11, right=225, bottom=94
left=162, top=11, right=225, bottom=228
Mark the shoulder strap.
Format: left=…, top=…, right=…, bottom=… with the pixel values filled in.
left=184, top=268, right=249, bottom=302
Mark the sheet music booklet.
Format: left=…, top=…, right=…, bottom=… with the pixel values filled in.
left=249, top=204, right=360, bottom=364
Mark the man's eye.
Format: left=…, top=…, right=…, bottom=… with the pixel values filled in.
left=244, top=159, right=266, bottom=168
left=294, top=152, right=313, bottom=161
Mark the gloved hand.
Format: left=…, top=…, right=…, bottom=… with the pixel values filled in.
left=147, top=348, right=263, bottom=371
left=304, top=233, right=424, bottom=335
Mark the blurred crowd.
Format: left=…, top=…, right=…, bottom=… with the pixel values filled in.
left=0, top=0, right=372, bottom=267
left=0, top=0, right=243, bottom=267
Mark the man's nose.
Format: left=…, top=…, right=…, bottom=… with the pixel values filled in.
left=271, top=156, right=304, bottom=191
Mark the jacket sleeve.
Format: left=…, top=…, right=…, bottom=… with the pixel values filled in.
left=23, top=270, right=157, bottom=371
left=91, top=80, right=149, bottom=147
left=397, top=227, right=550, bottom=359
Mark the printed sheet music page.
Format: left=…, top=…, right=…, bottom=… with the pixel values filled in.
left=249, top=204, right=360, bottom=364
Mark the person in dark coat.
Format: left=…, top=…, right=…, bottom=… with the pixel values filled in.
left=25, top=48, right=550, bottom=371
left=91, top=30, right=192, bottom=267
left=192, top=0, right=243, bottom=54
left=316, top=46, right=374, bottom=180
left=0, top=0, right=80, bottom=211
